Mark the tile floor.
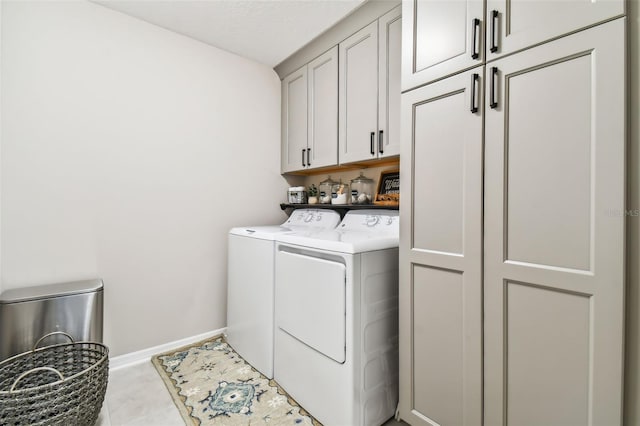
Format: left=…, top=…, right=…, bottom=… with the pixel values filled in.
left=96, top=360, right=408, bottom=426
left=96, top=361, right=183, bottom=426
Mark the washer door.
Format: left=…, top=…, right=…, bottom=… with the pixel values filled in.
left=276, top=250, right=346, bottom=363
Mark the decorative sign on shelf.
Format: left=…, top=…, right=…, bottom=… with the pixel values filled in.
left=374, top=169, right=400, bottom=206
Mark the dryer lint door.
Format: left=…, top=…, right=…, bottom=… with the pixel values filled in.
left=276, top=250, right=346, bottom=363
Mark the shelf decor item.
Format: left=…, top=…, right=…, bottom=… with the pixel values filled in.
left=287, top=187, right=307, bottom=204
left=0, top=331, right=109, bottom=426
left=307, top=184, right=319, bottom=204
left=350, top=171, right=375, bottom=205
left=318, top=176, right=336, bottom=204
left=331, top=180, right=350, bottom=205
left=374, top=169, right=400, bottom=206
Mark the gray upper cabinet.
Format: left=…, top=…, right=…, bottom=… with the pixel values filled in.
left=339, top=21, right=379, bottom=164
left=402, top=0, right=484, bottom=91
left=486, top=0, right=624, bottom=61
left=378, top=7, right=402, bottom=159
left=281, top=47, right=338, bottom=173
left=281, top=65, right=308, bottom=173
left=339, top=6, right=401, bottom=165
left=307, top=47, right=339, bottom=170
left=402, top=0, right=624, bottom=92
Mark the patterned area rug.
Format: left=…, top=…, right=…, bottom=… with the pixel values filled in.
left=151, top=335, right=320, bottom=425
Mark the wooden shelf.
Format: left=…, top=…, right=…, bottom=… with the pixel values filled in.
left=282, top=157, right=399, bottom=176
left=280, top=203, right=399, bottom=218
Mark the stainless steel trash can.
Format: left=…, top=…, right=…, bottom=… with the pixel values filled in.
left=0, top=279, right=103, bottom=361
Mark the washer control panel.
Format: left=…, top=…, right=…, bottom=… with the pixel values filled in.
left=285, top=209, right=341, bottom=229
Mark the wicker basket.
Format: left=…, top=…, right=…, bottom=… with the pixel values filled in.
left=0, top=332, right=109, bottom=426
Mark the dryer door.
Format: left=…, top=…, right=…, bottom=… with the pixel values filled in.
left=276, top=250, right=346, bottom=363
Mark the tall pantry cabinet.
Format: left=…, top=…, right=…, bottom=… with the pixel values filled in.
left=400, top=67, right=484, bottom=426
left=399, top=1, right=626, bottom=425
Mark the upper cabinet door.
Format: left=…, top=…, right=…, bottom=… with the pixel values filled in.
left=339, top=21, right=379, bottom=165
left=378, top=6, right=402, bottom=159
left=486, top=0, right=624, bottom=60
left=281, top=65, right=308, bottom=173
left=307, top=47, right=338, bottom=170
left=402, top=0, right=484, bottom=91
left=484, top=19, right=626, bottom=426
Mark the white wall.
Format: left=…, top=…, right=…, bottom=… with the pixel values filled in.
left=1, top=0, right=288, bottom=356
left=0, top=0, right=3, bottom=298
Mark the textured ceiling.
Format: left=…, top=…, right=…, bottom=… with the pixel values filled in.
left=94, top=0, right=366, bottom=67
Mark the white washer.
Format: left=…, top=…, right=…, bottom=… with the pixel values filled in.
left=226, top=209, right=341, bottom=378
left=274, top=210, right=399, bottom=426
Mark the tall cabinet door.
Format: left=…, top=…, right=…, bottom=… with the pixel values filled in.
left=399, top=68, right=483, bottom=426
left=484, top=19, right=626, bottom=426
left=307, top=47, right=338, bottom=170
left=378, top=6, right=402, bottom=159
left=401, top=0, right=484, bottom=91
left=281, top=65, right=308, bottom=173
left=339, top=21, right=379, bottom=164
left=486, top=0, right=624, bottom=60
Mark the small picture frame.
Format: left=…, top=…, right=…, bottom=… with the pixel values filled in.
left=374, top=169, right=400, bottom=206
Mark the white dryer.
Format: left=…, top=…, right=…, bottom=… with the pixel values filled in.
left=226, top=209, right=341, bottom=378
left=274, top=210, right=399, bottom=426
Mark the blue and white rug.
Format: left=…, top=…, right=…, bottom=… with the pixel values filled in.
left=151, top=335, right=320, bottom=425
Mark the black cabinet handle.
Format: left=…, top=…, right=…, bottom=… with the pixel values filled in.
left=471, top=18, right=480, bottom=59
left=370, top=132, right=375, bottom=155
left=302, top=149, right=306, bottom=167
left=470, top=73, right=479, bottom=113
left=490, top=10, right=499, bottom=53
left=490, top=67, right=498, bottom=109
left=307, top=148, right=311, bottom=166
left=379, top=130, right=384, bottom=154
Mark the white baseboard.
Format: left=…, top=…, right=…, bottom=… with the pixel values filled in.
left=109, top=327, right=226, bottom=371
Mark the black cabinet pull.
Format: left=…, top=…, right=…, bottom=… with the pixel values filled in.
left=307, top=148, right=311, bottom=166
left=471, top=18, right=480, bottom=59
left=490, top=10, right=499, bottom=53
left=302, top=149, right=306, bottom=167
left=490, top=67, right=498, bottom=109
left=370, top=132, right=375, bottom=155
left=470, top=73, right=479, bottom=113
left=378, top=130, right=384, bottom=154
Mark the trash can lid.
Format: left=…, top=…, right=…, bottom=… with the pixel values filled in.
left=0, top=279, right=103, bottom=304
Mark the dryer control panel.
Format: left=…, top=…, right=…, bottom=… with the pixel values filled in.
left=339, top=210, right=399, bottom=234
